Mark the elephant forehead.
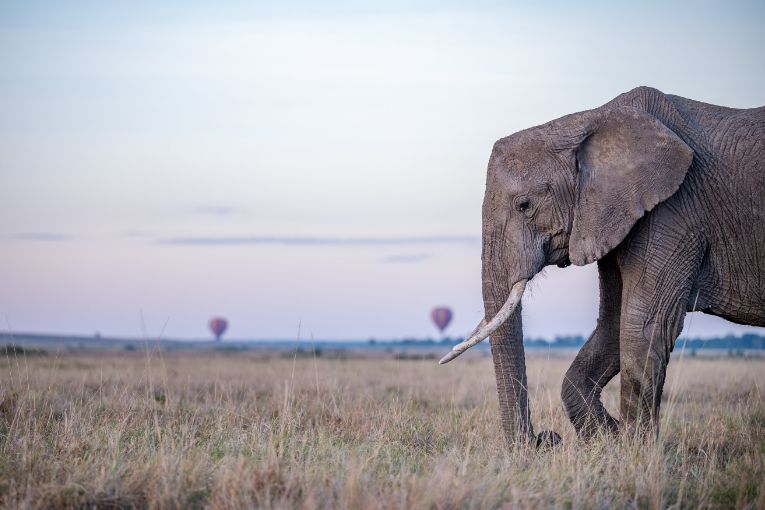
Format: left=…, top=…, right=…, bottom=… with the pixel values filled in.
left=486, top=173, right=550, bottom=206
left=492, top=137, right=559, bottom=176
left=488, top=155, right=551, bottom=190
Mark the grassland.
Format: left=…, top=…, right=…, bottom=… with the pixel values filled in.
left=0, top=348, right=763, bottom=509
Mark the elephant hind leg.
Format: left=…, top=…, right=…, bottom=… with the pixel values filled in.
left=619, top=301, right=688, bottom=435
left=618, top=249, right=698, bottom=436
left=562, top=331, right=620, bottom=437
left=562, top=254, right=621, bottom=438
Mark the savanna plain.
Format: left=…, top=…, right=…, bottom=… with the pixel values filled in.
left=1, top=348, right=763, bottom=509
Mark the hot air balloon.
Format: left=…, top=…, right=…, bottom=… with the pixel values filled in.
left=209, top=317, right=228, bottom=342
left=431, top=307, right=453, bottom=334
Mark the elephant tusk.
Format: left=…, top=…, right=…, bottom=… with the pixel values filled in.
left=466, top=318, right=487, bottom=339
left=438, top=279, right=527, bottom=365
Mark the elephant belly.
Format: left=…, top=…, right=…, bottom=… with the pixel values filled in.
left=692, top=253, right=765, bottom=327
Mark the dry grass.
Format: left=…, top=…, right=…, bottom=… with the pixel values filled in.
left=0, top=349, right=763, bottom=509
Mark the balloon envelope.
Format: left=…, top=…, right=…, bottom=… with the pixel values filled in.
left=209, top=317, right=228, bottom=340
left=431, top=307, right=453, bottom=333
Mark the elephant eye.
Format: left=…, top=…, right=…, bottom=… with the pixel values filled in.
left=516, top=198, right=531, bottom=214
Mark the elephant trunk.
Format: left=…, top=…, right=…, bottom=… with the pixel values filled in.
left=484, top=271, right=534, bottom=445
left=438, top=231, right=536, bottom=445
left=491, top=315, right=534, bottom=444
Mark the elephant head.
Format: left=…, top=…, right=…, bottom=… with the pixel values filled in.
left=440, top=104, right=694, bottom=446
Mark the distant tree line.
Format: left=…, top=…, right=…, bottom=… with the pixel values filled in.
left=528, top=334, right=764, bottom=350
left=675, top=333, right=764, bottom=350
left=385, top=333, right=765, bottom=349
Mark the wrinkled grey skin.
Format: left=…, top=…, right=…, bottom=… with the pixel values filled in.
left=482, top=86, right=765, bottom=445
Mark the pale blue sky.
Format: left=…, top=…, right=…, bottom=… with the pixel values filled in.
left=1, top=1, right=764, bottom=340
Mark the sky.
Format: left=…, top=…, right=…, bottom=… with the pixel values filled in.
left=1, top=0, right=764, bottom=341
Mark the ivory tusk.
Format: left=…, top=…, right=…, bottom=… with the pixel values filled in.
left=438, top=279, right=527, bottom=365
left=466, top=318, right=487, bottom=338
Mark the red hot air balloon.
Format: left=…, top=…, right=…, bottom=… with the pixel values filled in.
left=431, top=307, right=453, bottom=334
left=209, top=317, right=228, bottom=341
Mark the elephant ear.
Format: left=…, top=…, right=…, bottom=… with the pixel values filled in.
left=569, top=106, right=694, bottom=266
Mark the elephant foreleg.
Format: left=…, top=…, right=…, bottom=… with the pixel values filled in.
left=562, top=255, right=621, bottom=438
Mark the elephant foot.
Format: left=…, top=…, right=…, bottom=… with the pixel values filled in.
left=535, top=430, right=562, bottom=449
left=575, top=416, right=620, bottom=440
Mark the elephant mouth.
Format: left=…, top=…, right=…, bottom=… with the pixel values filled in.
left=544, top=234, right=571, bottom=268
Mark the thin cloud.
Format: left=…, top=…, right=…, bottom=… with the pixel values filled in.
left=194, top=206, right=237, bottom=216
left=156, top=235, right=479, bottom=246
left=12, top=232, right=73, bottom=241
left=123, top=230, right=153, bottom=238
left=383, top=253, right=432, bottom=263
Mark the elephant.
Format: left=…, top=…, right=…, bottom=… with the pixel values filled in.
left=439, top=86, right=765, bottom=446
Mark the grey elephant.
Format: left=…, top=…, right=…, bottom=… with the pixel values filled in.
left=440, top=86, right=765, bottom=445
